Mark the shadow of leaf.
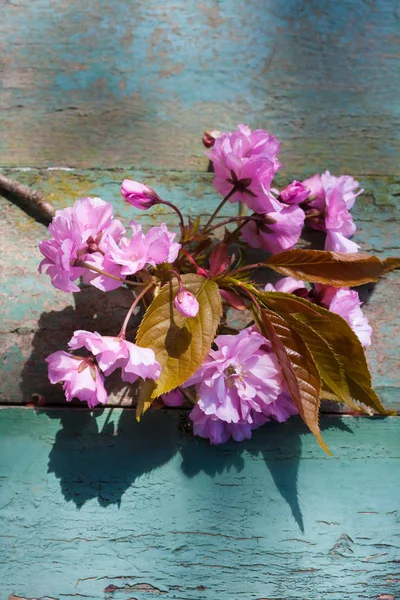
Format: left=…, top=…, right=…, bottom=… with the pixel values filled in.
left=180, top=416, right=354, bottom=533
left=46, top=409, right=180, bottom=508
left=165, top=324, right=192, bottom=358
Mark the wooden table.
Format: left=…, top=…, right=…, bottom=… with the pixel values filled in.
left=1, top=2, right=399, bottom=599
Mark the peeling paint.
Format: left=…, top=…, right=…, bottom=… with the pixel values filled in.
left=0, top=1, right=399, bottom=171
left=1, top=409, right=399, bottom=600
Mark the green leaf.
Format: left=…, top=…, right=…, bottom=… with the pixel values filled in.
left=260, top=291, right=325, bottom=317
left=262, top=292, right=388, bottom=415
left=346, top=379, right=395, bottom=416
left=284, top=315, right=353, bottom=407
left=253, top=306, right=330, bottom=455
left=136, top=379, right=156, bottom=421
left=264, top=249, right=386, bottom=287
left=191, top=215, right=201, bottom=235
left=136, top=274, right=222, bottom=407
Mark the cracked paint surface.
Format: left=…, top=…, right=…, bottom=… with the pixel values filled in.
left=1, top=2, right=400, bottom=599
left=0, top=0, right=399, bottom=172
left=1, top=409, right=399, bottom=600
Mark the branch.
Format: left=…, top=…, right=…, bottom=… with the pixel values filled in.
left=0, top=173, right=56, bottom=224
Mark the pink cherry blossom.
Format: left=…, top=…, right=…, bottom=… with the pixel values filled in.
left=322, top=172, right=363, bottom=211
left=174, top=288, right=199, bottom=318
left=184, top=327, right=286, bottom=444
left=242, top=205, right=305, bottom=254
left=325, top=231, right=360, bottom=253
left=279, top=180, right=310, bottom=204
left=190, top=391, right=298, bottom=444
left=46, top=351, right=107, bottom=408
left=39, top=197, right=125, bottom=292
left=265, top=391, right=298, bottom=422
left=109, top=221, right=181, bottom=276
left=107, top=222, right=149, bottom=276
left=301, top=173, right=325, bottom=212
left=234, top=124, right=281, bottom=168
left=189, top=404, right=269, bottom=444
left=81, top=252, right=125, bottom=292
left=207, top=125, right=282, bottom=214
left=162, top=389, right=185, bottom=407
left=68, top=330, right=161, bottom=383
left=121, top=179, right=161, bottom=210
left=144, top=223, right=181, bottom=265
left=39, top=236, right=84, bottom=293
left=316, top=285, right=372, bottom=347
left=265, top=277, right=307, bottom=294
left=302, top=172, right=363, bottom=253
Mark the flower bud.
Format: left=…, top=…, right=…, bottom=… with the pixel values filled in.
left=279, top=181, right=310, bottom=204
left=174, top=287, right=199, bottom=318
left=121, top=179, right=161, bottom=210
left=202, top=130, right=221, bottom=148
left=162, top=389, right=185, bottom=406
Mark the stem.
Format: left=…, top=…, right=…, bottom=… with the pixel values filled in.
left=230, top=262, right=267, bottom=276
left=119, top=283, right=155, bottom=337
left=79, top=260, right=149, bottom=287
left=179, top=248, right=206, bottom=274
left=202, top=187, right=237, bottom=233
left=224, top=216, right=252, bottom=242
left=170, top=269, right=183, bottom=285
left=160, top=199, right=185, bottom=234
left=206, top=214, right=256, bottom=234
left=304, top=209, right=323, bottom=219
left=236, top=281, right=260, bottom=309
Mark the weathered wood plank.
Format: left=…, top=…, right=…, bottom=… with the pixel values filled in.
left=1, top=169, right=399, bottom=409
left=0, top=408, right=399, bottom=600
left=1, top=0, right=399, bottom=173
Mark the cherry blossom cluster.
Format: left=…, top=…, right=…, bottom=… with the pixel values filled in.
left=207, top=124, right=363, bottom=254
left=39, top=124, right=373, bottom=446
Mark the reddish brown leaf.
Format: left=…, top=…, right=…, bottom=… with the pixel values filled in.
left=262, top=292, right=388, bottom=415
left=254, top=307, right=330, bottom=454
left=265, top=249, right=385, bottom=287
left=383, top=256, right=400, bottom=274
left=209, top=242, right=230, bottom=277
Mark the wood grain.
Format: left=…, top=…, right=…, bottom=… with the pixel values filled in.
left=1, top=0, right=399, bottom=173
left=1, top=2, right=399, bottom=598
left=0, top=407, right=399, bottom=600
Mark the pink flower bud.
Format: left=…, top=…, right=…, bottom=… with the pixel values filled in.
left=202, top=130, right=221, bottom=148
left=174, top=288, right=199, bottom=318
left=121, top=179, right=161, bottom=210
left=162, top=389, right=185, bottom=406
left=279, top=181, right=310, bottom=204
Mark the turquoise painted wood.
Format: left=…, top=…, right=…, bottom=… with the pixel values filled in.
left=1, top=169, right=399, bottom=409
left=0, top=0, right=399, bottom=174
left=1, top=1, right=400, bottom=598
left=0, top=408, right=399, bottom=600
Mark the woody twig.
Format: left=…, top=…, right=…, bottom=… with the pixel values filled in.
left=0, top=173, right=56, bottom=223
